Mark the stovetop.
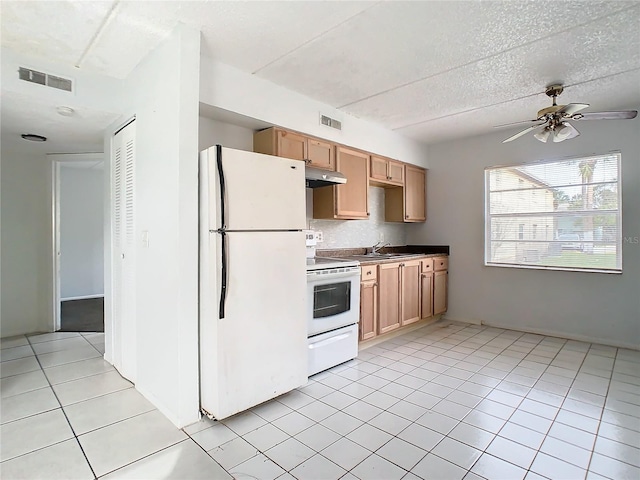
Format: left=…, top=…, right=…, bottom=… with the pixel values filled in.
left=306, top=256, right=360, bottom=271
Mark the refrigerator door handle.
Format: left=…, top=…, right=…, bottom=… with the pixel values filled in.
left=216, top=144, right=226, bottom=230
left=216, top=145, right=228, bottom=319
left=219, top=231, right=227, bottom=319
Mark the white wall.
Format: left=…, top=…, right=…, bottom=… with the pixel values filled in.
left=60, top=165, right=104, bottom=299
left=198, top=116, right=254, bottom=152
left=0, top=145, right=52, bottom=337
left=104, top=24, right=201, bottom=428
left=199, top=58, right=429, bottom=168
left=409, top=118, right=640, bottom=349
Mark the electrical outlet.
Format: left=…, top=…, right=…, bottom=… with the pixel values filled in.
left=314, top=231, right=324, bottom=243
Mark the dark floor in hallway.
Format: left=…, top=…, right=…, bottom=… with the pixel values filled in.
left=60, top=298, right=104, bottom=332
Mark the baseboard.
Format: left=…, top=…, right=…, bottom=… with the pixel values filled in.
left=61, top=294, right=105, bottom=301
left=444, top=315, right=639, bottom=351
left=359, top=315, right=444, bottom=351
left=134, top=383, right=183, bottom=428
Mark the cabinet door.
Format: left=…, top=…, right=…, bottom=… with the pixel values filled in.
left=400, top=260, right=421, bottom=326
left=360, top=280, right=377, bottom=341
left=405, top=165, right=426, bottom=222
left=420, top=271, right=433, bottom=319
left=335, top=147, right=369, bottom=219
left=388, top=160, right=404, bottom=184
left=378, top=263, right=401, bottom=334
left=308, top=139, right=334, bottom=170
left=433, top=270, right=448, bottom=315
left=276, top=130, right=307, bottom=161
left=370, top=156, right=388, bottom=181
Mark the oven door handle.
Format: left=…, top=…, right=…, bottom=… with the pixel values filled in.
left=308, top=332, right=352, bottom=348
left=307, top=271, right=360, bottom=282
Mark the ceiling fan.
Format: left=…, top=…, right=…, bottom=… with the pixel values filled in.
left=497, top=84, right=638, bottom=143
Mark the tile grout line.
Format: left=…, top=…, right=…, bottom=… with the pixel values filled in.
left=584, top=346, right=618, bottom=476
left=25, top=334, right=99, bottom=480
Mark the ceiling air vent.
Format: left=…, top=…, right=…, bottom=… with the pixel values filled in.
left=320, top=114, right=342, bottom=131
left=19, top=67, right=73, bottom=92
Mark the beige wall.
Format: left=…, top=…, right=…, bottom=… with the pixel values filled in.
left=1, top=145, right=53, bottom=337
left=409, top=117, right=640, bottom=349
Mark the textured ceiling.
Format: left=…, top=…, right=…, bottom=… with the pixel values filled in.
left=1, top=0, right=639, bottom=150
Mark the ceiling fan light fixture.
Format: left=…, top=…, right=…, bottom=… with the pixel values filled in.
left=553, top=122, right=580, bottom=142
left=534, top=128, right=551, bottom=143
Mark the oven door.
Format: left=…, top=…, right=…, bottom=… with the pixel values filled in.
left=307, top=269, right=360, bottom=336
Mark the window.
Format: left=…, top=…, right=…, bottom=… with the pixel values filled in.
left=485, top=153, right=622, bottom=273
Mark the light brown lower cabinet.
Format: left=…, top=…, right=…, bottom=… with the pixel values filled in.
left=433, top=270, right=448, bottom=315
left=359, top=279, right=377, bottom=340
left=378, top=263, right=401, bottom=334
left=358, top=256, right=448, bottom=342
left=359, top=266, right=378, bottom=341
left=420, top=259, right=434, bottom=319
left=400, top=260, right=421, bottom=326
left=378, top=259, right=421, bottom=334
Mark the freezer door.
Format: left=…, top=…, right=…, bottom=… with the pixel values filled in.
left=202, top=146, right=306, bottom=231
left=200, top=230, right=308, bottom=420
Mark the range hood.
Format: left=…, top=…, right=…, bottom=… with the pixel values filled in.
left=305, top=166, right=347, bottom=188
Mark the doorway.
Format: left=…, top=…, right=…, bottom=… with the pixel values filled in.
left=51, top=153, right=105, bottom=332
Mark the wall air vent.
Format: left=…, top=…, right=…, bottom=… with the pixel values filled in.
left=19, top=67, right=73, bottom=92
left=320, top=114, right=342, bottom=131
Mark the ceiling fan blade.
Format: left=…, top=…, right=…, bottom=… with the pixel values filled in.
left=502, top=124, right=544, bottom=143
left=558, top=103, right=590, bottom=116
left=574, top=110, right=638, bottom=120
left=494, top=119, right=542, bottom=128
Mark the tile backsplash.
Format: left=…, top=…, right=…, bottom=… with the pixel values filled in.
left=306, top=186, right=407, bottom=249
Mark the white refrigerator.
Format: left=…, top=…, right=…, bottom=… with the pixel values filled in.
left=199, top=145, right=308, bottom=420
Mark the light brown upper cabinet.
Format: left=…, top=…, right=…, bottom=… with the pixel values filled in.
left=384, top=164, right=427, bottom=223
left=253, top=127, right=335, bottom=171
left=405, top=165, right=426, bottom=222
left=370, top=155, right=404, bottom=186
left=307, top=138, right=334, bottom=170
left=313, top=146, right=369, bottom=220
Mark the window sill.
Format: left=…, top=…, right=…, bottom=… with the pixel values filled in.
left=484, top=262, right=622, bottom=275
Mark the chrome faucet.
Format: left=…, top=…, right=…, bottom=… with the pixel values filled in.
left=371, top=241, right=391, bottom=255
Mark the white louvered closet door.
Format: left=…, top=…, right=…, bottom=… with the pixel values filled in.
left=112, top=120, right=137, bottom=382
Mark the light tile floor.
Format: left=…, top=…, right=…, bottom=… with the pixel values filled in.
left=1, top=322, right=639, bottom=479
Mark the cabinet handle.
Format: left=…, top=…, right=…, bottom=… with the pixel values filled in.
left=367, top=212, right=370, bottom=216
left=304, top=159, right=311, bottom=164
left=405, top=215, right=409, bottom=219
left=387, top=176, right=391, bottom=180
left=366, top=271, right=372, bottom=275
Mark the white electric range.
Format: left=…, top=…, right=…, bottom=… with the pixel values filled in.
left=306, top=257, right=361, bottom=376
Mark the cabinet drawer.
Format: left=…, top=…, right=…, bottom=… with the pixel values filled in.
left=361, top=265, right=377, bottom=280
left=434, top=257, right=448, bottom=271
left=421, top=258, right=433, bottom=273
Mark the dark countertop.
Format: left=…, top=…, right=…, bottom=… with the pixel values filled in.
left=316, top=245, right=449, bottom=266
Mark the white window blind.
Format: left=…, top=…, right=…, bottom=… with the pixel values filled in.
left=485, top=153, right=622, bottom=273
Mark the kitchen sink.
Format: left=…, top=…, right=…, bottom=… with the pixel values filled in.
left=350, top=253, right=417, bottom=259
